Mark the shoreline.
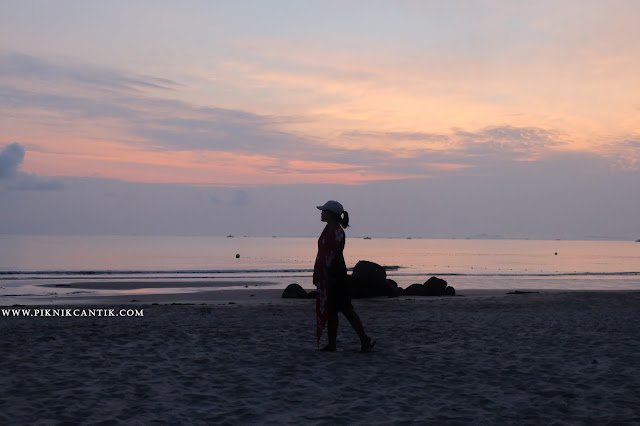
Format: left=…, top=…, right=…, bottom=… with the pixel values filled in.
left=3, top=274, right=640, bottom=307
left=2, top=284, right=639, bottom=307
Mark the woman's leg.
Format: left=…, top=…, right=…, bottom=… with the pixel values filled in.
left=343, top=308, right=368, bottom=345
left=321, top=310, right=339, bottom=351
left=345, top=308, right=376, bottom=352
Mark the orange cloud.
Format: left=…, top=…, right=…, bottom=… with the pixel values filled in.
left=206, top=36, right=640, bottom=159
left=20, top=137, right=425, bottom=186
left=424, top=163, right=473, bottom=171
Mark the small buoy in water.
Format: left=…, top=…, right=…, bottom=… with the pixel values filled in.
left=555, top=252, right=558, bottom=255
left=236, top=254, right=240, bottom=258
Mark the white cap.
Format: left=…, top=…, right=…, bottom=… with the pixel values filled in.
left=316, top=200, right=344, bottom=215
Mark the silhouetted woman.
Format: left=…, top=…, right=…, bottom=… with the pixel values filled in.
left=313, top=200, right=375, bottom=353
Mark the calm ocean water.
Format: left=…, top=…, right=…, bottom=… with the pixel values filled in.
left=1, top=235, right=639, bottom=299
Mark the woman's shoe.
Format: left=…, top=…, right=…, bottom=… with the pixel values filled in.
left=360, top=337, right=377, bottom=353
left=320, top=345, right=336, bottom=352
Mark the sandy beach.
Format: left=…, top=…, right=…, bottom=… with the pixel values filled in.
left=2, top=289, right=639, bottom=424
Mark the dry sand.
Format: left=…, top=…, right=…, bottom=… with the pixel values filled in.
left=2, top=290, right=639, bottom=424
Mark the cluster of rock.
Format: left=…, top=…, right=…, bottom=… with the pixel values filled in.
left=281, top=283, right=316, bottom=299
left=282, top=260, right=455, bottom=299
left=403, top=277, right=455, bottom=296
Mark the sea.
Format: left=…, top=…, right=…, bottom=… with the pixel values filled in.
left=1, top=235, right=639, bottom=301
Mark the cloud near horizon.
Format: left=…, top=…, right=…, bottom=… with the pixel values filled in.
left=0, top=142, right=63, bottom=191
left=0, top=142, right=23, bottom=179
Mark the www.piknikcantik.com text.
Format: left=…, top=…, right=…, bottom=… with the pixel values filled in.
left=2, top=308, right=144, bottom=317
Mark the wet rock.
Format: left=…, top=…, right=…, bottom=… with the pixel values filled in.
left=350, top=260, right=387, bottom=298
left=282, top=283, right=309, bottom=299
left=424, top=276, right=448, bottom=296
left=404, top=283, right=426, bottom=296
left=384, top=279, right=403, bottom=297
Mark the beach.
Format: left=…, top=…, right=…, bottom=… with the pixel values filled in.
left=2, top=289, right=639, bottom=424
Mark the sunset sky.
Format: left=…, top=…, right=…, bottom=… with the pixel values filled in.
left=1, top=1, right=639, bottom=238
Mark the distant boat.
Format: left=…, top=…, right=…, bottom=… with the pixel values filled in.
left=363, top=236, right=372, bottom=240
left=227, top=235, right=234, bottom=238
left=636, top=239, right=640, bottom=242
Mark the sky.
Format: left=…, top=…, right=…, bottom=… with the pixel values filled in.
left=0, top=0, right=639, bottom=239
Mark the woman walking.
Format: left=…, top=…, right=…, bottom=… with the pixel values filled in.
left=313, top=200, right=375, bottom=353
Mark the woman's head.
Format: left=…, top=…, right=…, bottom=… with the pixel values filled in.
left=317, top=200, right=350, bottom=228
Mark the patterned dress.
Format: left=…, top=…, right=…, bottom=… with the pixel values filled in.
left=313, top=223, right=348, bottom=346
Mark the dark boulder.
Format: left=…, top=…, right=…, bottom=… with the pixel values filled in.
left=424, top=276, right=448, bottom=296
left=384, top=279, right=403, bottom=297
left=404, top=283, right=425, bottom=296
left=350, top=260, right=387, bottom=298
left=400, top=277, right=456, bottom=296
left=282, top=283, right=309, bottom=299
